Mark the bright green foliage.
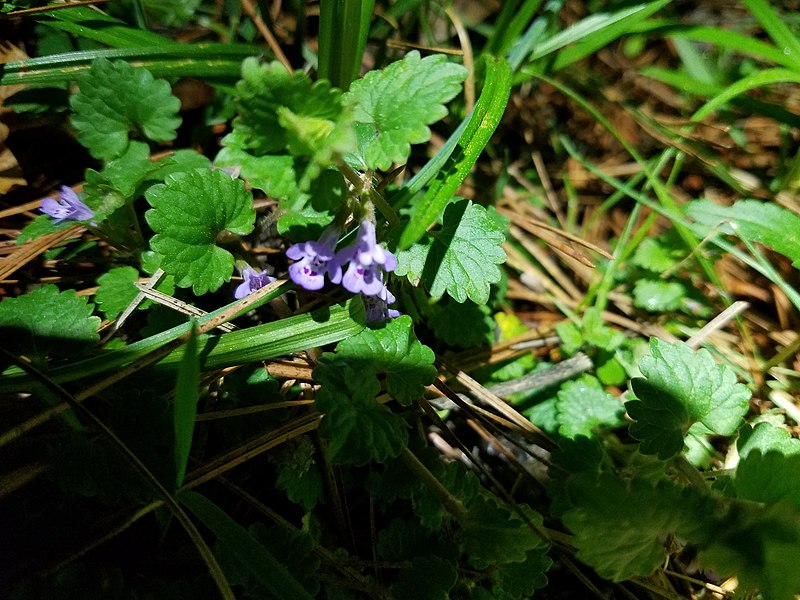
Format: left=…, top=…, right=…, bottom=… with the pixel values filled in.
left=631, top=235, right=682, bottom=272
left=343, top=51, right=468, bottom=171
left=392, top=556, right=457, bottom=600
left=429, top=299, right=495, bottom=348
left=462, top=493, right=548, bottom=569
left=332, top=315, right=436, bottom=405
left=562, top=473, right=712, bottom=581
left=687, top=198, right=800, bottom=267
left=396, top=200, right=506, bottom=304
left=0, top=285, right=100, bottom=364
left=70, top=58, right=181, bottom=160
left=738, top=421, right=800, bottom=458
left=314, top=358, right=408, bottom=465
left=84, top=142, right=210, bottom=208
left=626, top=339, right=751, bottom=459
left=582, top=307, right=625, bottom=351
left=145, top=169, right=256, bottom=295
left=94, top=266, right=174, bottom=319
left=274, top=437, right=325, bottom=511
left=555, top=375, right=625, bottom=438
left=633, top=279, right=686, bottom=312
left=223, top=58, right=353, bottom=190
left=95, top=266, right=140, bottom=319
left=16, top=214, right=76, bottom=245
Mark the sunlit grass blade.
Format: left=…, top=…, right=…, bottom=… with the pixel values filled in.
left=0, top=293, right=365, bottom=392
left=1, top=44, right=258, bottom=86
left=180, top=491, right=314, bottom=600
left=318, top=0, right=374, bottom=90
left=514, top=0, right=669, bottom=81
left=174, top=324, right=200, bottom=489
left=398, top=55, right=512, bottom=250
left=37, top=6, right=176, bottom=47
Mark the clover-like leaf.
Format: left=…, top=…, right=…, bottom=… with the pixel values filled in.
left=396, top=199, right=506, bottom=304
left=625, top=339, right=751, bottom=459
left=0, top=285, right=100, bottom=365
left=555, top=375, right=625, bottom=439
left=344, top=51, right=468, bottom=170
left=314, top=358, right=408, bottom=465
left=70, top=58, right=181, bottom=160
left=332, top=315, right=436, bottom=405
left=145, top=169, right=256, bottom=295
left=562, top=473, right=712, bottom=581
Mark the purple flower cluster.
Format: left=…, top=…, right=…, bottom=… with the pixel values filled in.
left=285, top=221, right=400, bottom=322
left=40, top=187, right=94, bottom=223
left=234, top=266, right=276, bottom=300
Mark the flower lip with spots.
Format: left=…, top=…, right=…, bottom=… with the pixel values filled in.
left=40, top=186, right=94, bottom=223
left=234, top=265, right=276, bottom=299
left=286, top=226, right=343, bottom=291
left=336, top=220, right=397, bottom=296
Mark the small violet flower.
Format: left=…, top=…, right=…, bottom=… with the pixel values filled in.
left=234, top=266, right=276, bottom=300
left=40, top=186, right=94, bottom=223
left=336, top=220, right=397, bottom=296
left=363, top=285, right=401, bottom=323
left=286, top=226, right=343, bottom=291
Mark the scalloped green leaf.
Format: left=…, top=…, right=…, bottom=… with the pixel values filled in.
left=687, top=198, right=800, bottom=267
left=555, top=375, right=625, bottom=439
left=16, top=214, right=77, bottom=245
left=94, top=266, right=174, bottom=319
left=70, top=58, right=181, bottom=160
left=625, top=339, right=751, bottom=459
left=332, top=315, right=436, bottom=405
left=563, top=473, right=713, bottom=581
left=429, top=299, right=495, bottom=348
left=462, top=493, right=548, bottom=569
left=313, top=358, right=408, bottom=465
left=343, top=51, right=468, bottom=171
left=145, top=169, right=256, bottom=295
left=396, top=200, right=506, bottom=304
left=0, top=284, right=100, bottom=364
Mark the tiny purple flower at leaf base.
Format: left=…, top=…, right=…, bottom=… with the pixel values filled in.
left=286, top=226, right=343, bottom=291
left=40, top=186, right=94, bottom=223
left=363, top=284, right=401, bottom=323
left=234, top=266, right=276, bottom=299
left=337, top=220, right=398, bottom=296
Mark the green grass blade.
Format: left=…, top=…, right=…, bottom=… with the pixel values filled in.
left=180, top=491, right=314, bottom=600
left=692, top=67, right=800, bottom=121
left=37, top=6, right=176, bottom=47
left=507, top=0, right=563, bottom=72
left=174, top=324, right=200, bottom=489
left=398, top=55, right=512, bottom=250
left=742, top=0, right=800, bottom=72
left=549, top=0, right=670, bottom=71
left=0, top=290, right=364, bottom=392
left=485, top=0, right=543, bottom=58
left=318, top=0, right=374, bottom=89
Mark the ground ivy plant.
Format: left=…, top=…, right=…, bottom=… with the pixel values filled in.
left=2, top=36, right=800, bottom=600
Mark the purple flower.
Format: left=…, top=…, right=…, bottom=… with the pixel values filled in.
left=337, top=221, right=397, bottom=296
left=286, top=226, right=343, bottom=291
left=40, top=186, right=94, bottom=223
left=363, top=284, right=401, bottom=323
left=234, top=266, right=276, bottom=299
